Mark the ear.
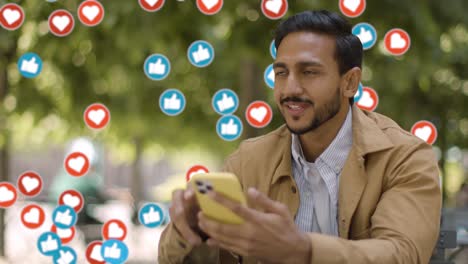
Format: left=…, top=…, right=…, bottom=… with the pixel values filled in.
left=341, top=67, right=361, bottom=100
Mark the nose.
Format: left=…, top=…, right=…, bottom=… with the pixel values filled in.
left=283, top=73, right=303, bottom=96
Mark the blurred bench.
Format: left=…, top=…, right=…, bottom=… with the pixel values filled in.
left=429, top=208, right=468, bottom=264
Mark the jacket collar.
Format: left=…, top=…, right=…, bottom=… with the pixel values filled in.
left=271, top=105, right=394, bottom=185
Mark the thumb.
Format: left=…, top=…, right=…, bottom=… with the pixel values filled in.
left=59, top=250, right=66, bottom=256
left=149, top=206, right=155, bottom=213
left=155, top=58, right=162, bottom=64
left=64, top=209, right=70, bottom=215
left=227, top=119, right=234, bottom=125
left=360, top=27, right=366, bottom=34
left=111, top=243, right=118, bottom=249
left=222, top=93, right=228, bottom=100
left=197, top=44, right=204, bottom=51
left=46, top=235, right=52, bottom=241
left=170, top=93, right=177, bottom=100
left=29, top=57, right=36, bottom=63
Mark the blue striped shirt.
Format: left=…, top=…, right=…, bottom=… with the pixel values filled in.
left=291, top=106, right=353, bottom=236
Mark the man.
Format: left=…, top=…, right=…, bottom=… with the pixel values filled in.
left=158, top=10, right=441, bottom=263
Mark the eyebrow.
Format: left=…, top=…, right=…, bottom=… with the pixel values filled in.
left=273, top=61, right=324, bottom=69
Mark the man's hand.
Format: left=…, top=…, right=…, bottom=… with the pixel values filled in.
left=198, top=187, right=311, bottom=263
left=169, top=186, right=203, bottom=246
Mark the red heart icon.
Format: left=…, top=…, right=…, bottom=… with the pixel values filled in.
left=78, top=0, right=105, bottom=27
left=48, top=9, right=75, bottom=37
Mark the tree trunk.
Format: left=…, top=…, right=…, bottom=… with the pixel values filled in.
left=131, top=136, right=143, bottom=224
left=240, top=59, right=263, bottom=139
left=0, top=52, right=10, bottom=257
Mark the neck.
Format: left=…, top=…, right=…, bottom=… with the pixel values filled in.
left=298, top=104, right=350, bottom=162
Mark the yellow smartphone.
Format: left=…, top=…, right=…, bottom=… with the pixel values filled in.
left=189, top=172, right=246, bottom=225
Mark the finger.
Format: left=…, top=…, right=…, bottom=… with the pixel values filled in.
left=247, top=188, right=290, bottom=217
left=197, top=212, right=250, bottom=241
left=207, top=190, right=260, bottom=223
left=170, top=189, right=202, bottom=246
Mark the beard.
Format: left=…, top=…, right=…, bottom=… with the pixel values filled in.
left=282, top=87, right=342, bottom=135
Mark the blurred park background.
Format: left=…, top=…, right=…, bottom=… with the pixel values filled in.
left=0, top=0, right=467, bottom=263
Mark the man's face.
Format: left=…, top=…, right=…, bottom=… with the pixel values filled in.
left=273, top=31, right=344, bottom=135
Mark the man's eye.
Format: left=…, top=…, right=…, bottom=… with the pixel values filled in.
left=275, top=71, right=286, bottom=76
left=304, top=70, right=319, bottom=75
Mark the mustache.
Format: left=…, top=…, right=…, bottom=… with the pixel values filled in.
left=280, top=97, right=314, bottom=105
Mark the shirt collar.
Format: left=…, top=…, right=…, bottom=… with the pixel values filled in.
left=291, top=106, right=353, bottom=174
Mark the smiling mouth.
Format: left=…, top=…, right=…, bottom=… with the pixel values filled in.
left=283, top=102, right=311, bottom=116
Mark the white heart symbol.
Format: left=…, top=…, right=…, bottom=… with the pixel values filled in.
left=52, top=15, right=71, bottom=32
left=250, top=106, right=268, bottom=122
left=144, top=0, right=159, bottom=7
left=108, top=222, right=124, bottom=238
left=82, top=5, right=100, bottom=21
left=188, top=169, right=208, bottom=180
left=68, top=156, right=85, bottom=173
left=343, top=0, right=361, bottom=12
left=56, top=227, right=72, bottom=238
left=2, top=8, right=20, bottom=25
left=88, top=109, right=106, bottom=125
left=90, top=244, right=104, bottom=261
left=0, top=186, right=14, bottom=202
left=201, top=0, right=219, bottom=10
left=24, top=208, right=40, bottom=224
left=265, top=0, right=283, bottom=14
left=63, top=194, right=80, bottom=208
left=414, top=126, right=432, bottom=142
left=21, top=176, right=39, bottom=193
left=357, top=91, right=374, bottom=108
left=390, top=33, right=406, bottom=49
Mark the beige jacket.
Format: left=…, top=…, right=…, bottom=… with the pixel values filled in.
left=158, top=105, right=442, bottom=264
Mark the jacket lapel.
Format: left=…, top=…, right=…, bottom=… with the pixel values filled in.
left=338, top=106, right=393, bottom=238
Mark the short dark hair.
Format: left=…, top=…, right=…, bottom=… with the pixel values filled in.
left=274, top=10, right=363, bottom=105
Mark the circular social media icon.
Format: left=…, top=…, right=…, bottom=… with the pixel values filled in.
left=159, top=89, right=186, bottom=116
left=139, top=0, right=165, bottom=12
left=51, top=225, right=76, bottom=244
left=354, top=82, right=364, bottom=102
left=102, top=219, right=127, bottom=241
left=52, top=205, right=77, bottom=229
left=0, top=182, right=17, bottom=208
left=264, top=64, right=275, bottom=89
left=356, top=87, right=378, bottom=112
left=86, top=241, right=106, bottom=264
left=216, top=115, right=243, bottom=141
left=37, top=232, right=62, bottom=256
left=384, top=28, right=411, bottom=56
left=212, top=89, right=239, bottom=115
left=245, top=101, right=273, bottom=128
left=84, top=103, right=111, bottom=130
left=261, top=0, right=288, bottom=20
left=411, top=120, right=437, bottom=145
left=78, top=0, right=105, bottom=27
left=339, top=0, right=366, bottom=18
left=196, top=0, right=223, bottom=15
left=21, top=204, right=46, bottom=229
left=270, top=39, right=277, bottom=59
left=186, top=165, right=209, bottom=182
left=139, top=203, right=166, bottom=228
left=101, top=239, right=129, bottom=264
left=48, top=9, right=75, bottom=37
left=352, top=22, right=377, bottom=50
left=52, top=246, right=77, bottom=264
left=187, top=40, right=215, bottom=68
left=17, top=171, right=42, bottom=196
left=144, top=54, right=171, bottom=80
left=64, top=152, right=90, bottom=177
left=0, top=3, right=25, bottom=31
left=17, top=52, right=43, bottom=79
left=59, top=189, right=84, bottom=213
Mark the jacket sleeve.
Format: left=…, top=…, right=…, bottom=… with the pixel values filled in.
left=307, top=142, right=441, bottom=264
left=157, top=148, right=242, bottom=264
